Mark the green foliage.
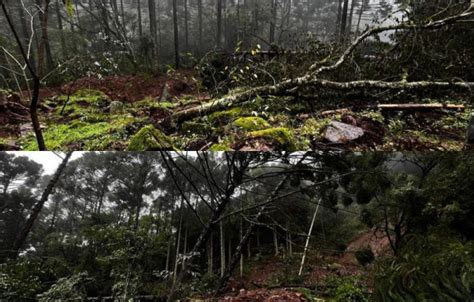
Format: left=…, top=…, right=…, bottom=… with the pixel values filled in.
left=38, top=272, right=92, bottom=301
left=0, top=259, right=43, bottom=300
left=324, top=275, right=368, bottom=302
left=334, top=282, right=369, bottom=302
left=374, top=232, right=474, bottom=301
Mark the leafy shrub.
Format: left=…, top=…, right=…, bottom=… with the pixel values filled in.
left=374, top=233, right=474, bottom=301
left=324, top=275, right=368, bottom=302
left=0, top=258, right=45, bottom=300
left=38, top=272, right=92, bottom=301
left=335, top=282, right=369, bottom=302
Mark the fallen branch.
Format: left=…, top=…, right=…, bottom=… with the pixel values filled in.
left=321, top=103, right=465, bottom=116
left=172, top=78, right=473, bottom=123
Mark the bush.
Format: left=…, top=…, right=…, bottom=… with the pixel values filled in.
left=324, top=275, right=368, bottom=302
left=38, top=272, right=93, bottom=301
left=374, top=233, right=474, bottom=301
left=335, top=282, right=369, bottom=302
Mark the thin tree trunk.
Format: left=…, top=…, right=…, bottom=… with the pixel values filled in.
left=220, top=220, right=225, bottom=277
left=298, top=199, right=321, bottom=276
left=172, top=202, right=184, bottom=285
left=216, top=0, right=223, bottom=48
left=1, top=3, right=46, bottom=150
left=181, top=224, right=188, bottom=271
left=55, top=0, right=66, bottom=57
left=208, top=232, right=214, bottom=274
left=184, top=0, right=189, bottom=51
left=273, top=227, right=279, bottom=256
left=137, top=0, right=143, bottom=40
left=172, top=0, right=180, bottom=68
left=197, top=0, right=203, bottom=53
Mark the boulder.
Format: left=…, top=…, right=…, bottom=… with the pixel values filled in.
left=325, top=121, right=364, bottom=143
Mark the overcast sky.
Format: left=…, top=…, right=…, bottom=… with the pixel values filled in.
left=7, top=152, right=84, bottom=174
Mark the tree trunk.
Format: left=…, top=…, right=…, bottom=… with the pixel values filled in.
left=216, top=0, right=223, bottom=48
left=172, top=201, right=184, bottom=285
left=298, top=199, right=321, bottom=276
left=55, top=0, right=66, bottom=58
left=181, top=224, right=188, bottom=271
left=172, top=0, right=180, bottom=68
left=11, top=152, right=72, bottom=259
left=184, top=0, right=189, bottom=52
left=198, top=0, right=203, bottom=53
left=273, top=227, right=279, bottom=256
left=340, top=0, right=350, bottom=40
left=269, top=0, right=276, bottom=44
left=220, top=220, right=225, bottom=277
left=137, top=0, right=143, bottom=40
left=1, top=4, right=46, bottom=150
left=208, top=232, right=214, bottom=274
left=148, top=0, right=157, bottom=58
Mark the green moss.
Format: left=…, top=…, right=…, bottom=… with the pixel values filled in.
left=21, top=116, right=143, bottom=151
left=208, top=107, right=247, bottom=124
left=248, top=127, right=297, bottom=150
left=209, top=143, right=234, bottom=151
left=181, top=121, right=213, bottom=135
left=356, top=110, right=385, bottom=123
left=134, top=97, right=177, bottom=110
left=128, top=125, right=176, bottom=151
left=55, top=89, right=112, bottom=118
left=301, top=118, right=331, bottom=138
left=232, top=117, right=270, bottom=131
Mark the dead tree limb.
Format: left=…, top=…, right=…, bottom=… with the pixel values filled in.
left=172, top=78, right=473, bottom=123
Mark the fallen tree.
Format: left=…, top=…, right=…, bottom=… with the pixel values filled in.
left=171, top=6, right=474, bottom=124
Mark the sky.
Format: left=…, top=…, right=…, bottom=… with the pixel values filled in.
left=7, top=152, right=84, bottom=174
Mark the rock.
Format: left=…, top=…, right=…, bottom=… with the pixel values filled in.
left=127, top=125, right=176, bottom=151
left=466, top=113, right=474, bottom=145
left=325, top=121, right=364, bottom=143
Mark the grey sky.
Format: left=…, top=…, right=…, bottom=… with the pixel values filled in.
left=7, top=152, right=84, bottom=174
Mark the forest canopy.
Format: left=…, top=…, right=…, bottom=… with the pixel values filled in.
left=0, top=0, right=473, bottom=151
left=1, top=151, right=474, bottom=301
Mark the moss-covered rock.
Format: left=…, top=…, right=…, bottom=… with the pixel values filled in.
left=128, top=125, right=176, bottom=151
left=232, top=117, right=271, bottom=131
left=248, top=127, right=297, bottom=150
